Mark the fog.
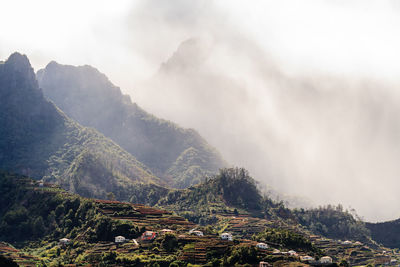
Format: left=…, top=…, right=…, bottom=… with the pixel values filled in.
left=2, top=0, right=400, bottom=221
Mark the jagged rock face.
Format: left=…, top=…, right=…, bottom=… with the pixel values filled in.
left=1, top=53, right=38, bottom=91
left=38, top=61, right=225, bottom=188
left=0, top=53, right=65, bottom=177
left=0, top=53, right=48, bottom=116
left=0, top=52, right=159, bottom=199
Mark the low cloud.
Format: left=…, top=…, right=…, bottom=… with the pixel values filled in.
left=128, top=1, right=400, bottom=222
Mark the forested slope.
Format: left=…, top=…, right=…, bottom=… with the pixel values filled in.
left=37, top=61, right=225, bottom=188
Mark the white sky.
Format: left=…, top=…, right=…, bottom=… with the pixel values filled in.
left=1, top=0, right=400, bottom=87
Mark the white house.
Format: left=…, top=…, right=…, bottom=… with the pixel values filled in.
left=320, top=256, right=333, bottom=264
left=259, top=261, right=271, bottom=267
left=300, top=255, right=315, bottom=262
left=189, top=229, right=204, bottom=236
left=256, top=243, right=269, bottom=249
left=288, top=250, right=297, bottom=256
left=191, top=230, right=204, bottom=237
left=115, top=236, right=126, bottom=243
left=221, top=233, right=233, bottom=241
left=342, top=240, right=352, bottom=245
left=59, top=238, right=70, bottom=245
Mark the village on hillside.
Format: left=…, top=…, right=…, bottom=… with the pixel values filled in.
left=1, top=180, right=399, bottom=266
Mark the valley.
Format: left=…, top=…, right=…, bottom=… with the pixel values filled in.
left=1, top=52, right=400, bottom=266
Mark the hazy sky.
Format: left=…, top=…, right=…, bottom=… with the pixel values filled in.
left=2, top=0, right=400, bottom=85
left=2, top=0, right=400, bottom=221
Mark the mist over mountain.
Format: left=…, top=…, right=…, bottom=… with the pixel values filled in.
left=37, top=61, right=225, bottom=188
left=0, top=52, right=163, bottom=199
left=135, top=37, right=400, bottom=222
left=2, top=1, right=400, bottom=223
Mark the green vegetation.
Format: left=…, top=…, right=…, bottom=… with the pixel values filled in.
left=366, top=218, right=400, bottom=248
left=294, top=205, right=370, bottom=242
left=157, top=168, right=278, bottom=224
left=224, top=246, right=259, bottom=266
left=37, top=61, right=225, bottom=188
left=0, top=52, right=163, bottom=201
left=0, top=171, right=141, bottom=244
left=254, top=228, right=316, bottom=251
left=0, top=255, right=18, bottom=267
left=0, top=170, right=396, bottom=266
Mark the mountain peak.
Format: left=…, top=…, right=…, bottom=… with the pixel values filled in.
left=6, top=52, right=32, bottom=70
left=160, top=38, right=212, bottom=72
left=45, top=60, right=60, bottom=68
left=1, top=52, right=38, bottom=96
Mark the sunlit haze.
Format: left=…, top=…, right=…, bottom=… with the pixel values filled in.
left=2, top=0, right=400, bottom=221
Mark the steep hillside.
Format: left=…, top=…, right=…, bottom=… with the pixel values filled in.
left=157, top=168, right=374, bottom=246
left=0, top=52, right=162, bottom=199
left=294, top=206, right=371, bottom=243
left=37, top=61, right=225, bottom=188
left=157, top=168, right=292, bottom=225
left=366, top=219, right=400, bottom=248
left=0, top=171, right=138, bottom=244
left=2, top=170, right=395, bottom=267
left=0, top=171, right=188, bottom=245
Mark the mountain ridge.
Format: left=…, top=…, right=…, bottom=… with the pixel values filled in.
left=37, top=60, right=226, bottom=188
left=0, top=52, right=163, bottom=199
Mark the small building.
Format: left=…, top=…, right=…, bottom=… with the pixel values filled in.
left=288, top=250, right=297, bottom=256
left=39, top=181, right=44, bottom=187
left=189, top=229, right=204, bottom=236
left=259, top=261, right=272, bottom=267
left=160, top=229, right=174, bottom=235
left=221, top=233, right=233, bottom=241
left=141, top=231, right=157, bottom=241
left=256, top=242, right=269, bottom=249
left=300, top=255, right=315, bottom=262
left=342, top=240, right=352, bottom=245
left=115, top=236, right=126, bottom=243
left=59, top=238, right=70, bottom=245
left=192, top=230, right=204, bottom=237
left=320, top=256, right=333, bottom=264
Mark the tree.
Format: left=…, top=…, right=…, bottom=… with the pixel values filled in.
left=161, top=233, right=178, bottom=252
left=106, top=192, right=115, bottom=201
left=33, top=216, right=45, bottom=237
left=0, top=255, right=18, bottom=267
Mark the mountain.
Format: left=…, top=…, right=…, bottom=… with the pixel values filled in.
left=366, top=219, right=400, bottom=248
left=37, top=61, right=225, bottom=188
left=0, top=52, right=163, bottom=199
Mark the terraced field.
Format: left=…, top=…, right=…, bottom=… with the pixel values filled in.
left=2, top=179, right=399, bottom=266
left=177, top=235, right=231, bottom=264
left=0, top=242, right=39, bottom=266
left=95, top=199, right=196, bottom=230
